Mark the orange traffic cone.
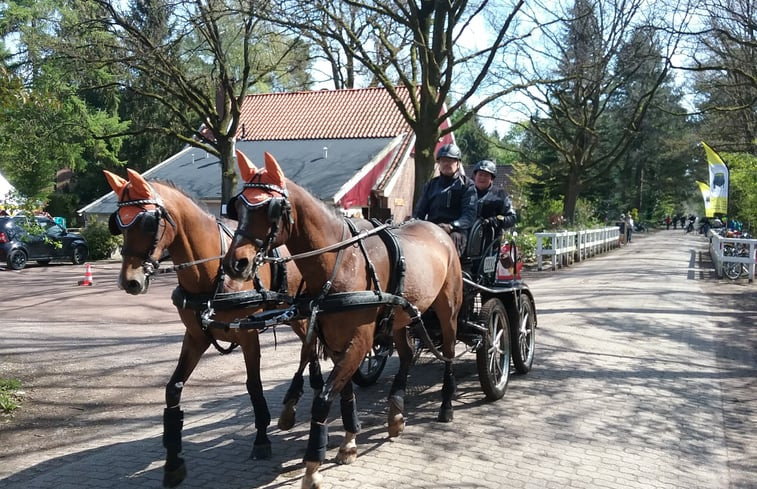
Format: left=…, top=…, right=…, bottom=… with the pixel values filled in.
left=78, top=263, right=94, bottom=286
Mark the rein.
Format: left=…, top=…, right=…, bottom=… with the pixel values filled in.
left=153, top=254, right=225, bottom=275
left=260, top=223, right=392, bottom=265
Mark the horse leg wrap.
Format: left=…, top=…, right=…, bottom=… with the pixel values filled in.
left=303, top=395, right=331, bottom=461
left=441, top=365, right=457, bottom=400
left=304, top=421, right=329, bottom=462
left=311, top=395, right=331, bottom=424
left=166, top=381, right=183, bottom=408
left=309, top=360, right=324, bottom=392
left=438, top=365, right=456, bottom=422
left=163, top=407, right=184, bottom=453
left=388, top=393, right=404, bottom=414
left=340, top=396, right=361, bottom=434
left=283, top=373, right=304, bottom=404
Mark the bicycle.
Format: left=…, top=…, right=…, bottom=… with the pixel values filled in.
left=723, top=244, right=751, bottom=280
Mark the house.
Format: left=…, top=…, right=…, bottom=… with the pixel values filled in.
left=79, top=87, right=454, bottom=223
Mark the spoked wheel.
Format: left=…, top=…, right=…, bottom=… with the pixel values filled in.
left=352, top=342, right=391, bottom=387
left=724, top=262, right=743, bottom=280
left=476, top=298, right=511, bottom=401
left=512, top=294, right=536, bottom=374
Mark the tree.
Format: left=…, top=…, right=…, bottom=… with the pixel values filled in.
left=265, top=0, right=528, bottom=200
left=682, top=0, right=757, bottom=153
left=587, top=26, right=696, bottom=220
left=723, top=152, right=757, bottom=230
left=515, top=0, right=676, bottom=222
left=63, top=0, right=311, bottom=206
left=0, top=1, right=126, bottom=204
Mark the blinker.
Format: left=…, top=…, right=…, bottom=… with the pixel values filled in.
left=108, top=209, right=161, bottom=236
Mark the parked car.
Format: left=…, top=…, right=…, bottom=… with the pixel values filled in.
left=0, top=215, right=88, bottom=270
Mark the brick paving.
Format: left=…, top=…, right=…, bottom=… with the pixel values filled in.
left=0, top=229, right=754, bottom=489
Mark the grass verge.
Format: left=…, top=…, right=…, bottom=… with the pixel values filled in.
left=0, top=378, right=23, bottom=414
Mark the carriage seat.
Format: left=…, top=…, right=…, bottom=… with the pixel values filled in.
left=461, top=218, right=499, bottom=279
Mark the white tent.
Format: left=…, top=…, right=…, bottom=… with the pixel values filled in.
left=0, top=171, right=16, bottom=203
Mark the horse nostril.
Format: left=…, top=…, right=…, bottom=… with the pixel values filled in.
left=124, top=279, right=143, bottom=295
left=232, top=258, right=249, bottom=275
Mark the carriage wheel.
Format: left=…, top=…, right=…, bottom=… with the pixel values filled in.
left=476, top=298, right=511, bottom=401
left=512, top=294, right=536, bottom=374
left=352, top=343, right=390, bottom=387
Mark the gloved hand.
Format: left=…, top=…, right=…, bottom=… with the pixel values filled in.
left=437, top=223, right=453, bottom=234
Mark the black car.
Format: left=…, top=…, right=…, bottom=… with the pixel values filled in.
left=0, top=215, right=88, bottom=270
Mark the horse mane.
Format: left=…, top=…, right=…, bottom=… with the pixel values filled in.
left=149, top=179, right=212, bottom=216
left=289, top=179, right=345, bottom=220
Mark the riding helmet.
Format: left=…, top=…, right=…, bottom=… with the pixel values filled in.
left=436, top=143, right=462, bottom=160
left=473, top=160, right=497, bottom=178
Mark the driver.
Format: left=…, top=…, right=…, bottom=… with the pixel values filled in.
left=413, top=143, right=476, bottom=256
left=472, top=160, right=517, bottom=243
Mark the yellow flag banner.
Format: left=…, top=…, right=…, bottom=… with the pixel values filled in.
left=696, top=180, right=714, bottom=217
left=701, top=142, right=729, bottom=215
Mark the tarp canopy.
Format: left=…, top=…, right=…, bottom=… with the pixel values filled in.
left=0, top=171, right=16, bottom=203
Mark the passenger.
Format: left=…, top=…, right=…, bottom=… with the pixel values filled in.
left=472, top=160, right=517, bottom=244
left=618, top=214, right=627, bottom=245
left=413, top=143, right=476, bottom=256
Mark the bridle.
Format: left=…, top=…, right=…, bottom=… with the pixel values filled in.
left=109, top=187, right=177, bottom=277
left=227, top=179, right=293, bottom=275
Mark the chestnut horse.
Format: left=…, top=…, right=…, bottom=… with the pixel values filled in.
left=104, top=169, right=322, bottom=488
left=222, top=151, right=463, bottom=489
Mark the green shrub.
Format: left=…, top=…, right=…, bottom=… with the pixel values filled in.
left=506, top=231, right=537, bottom=264
left=0, top=378, right=22, bottom=414
left=80, top=220, right=121, bottom=260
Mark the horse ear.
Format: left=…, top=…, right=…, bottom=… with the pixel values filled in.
left=263, top=152, right=286, bottom=188
left=236, top=149, right=258, bottom=182
left=103, top=170, right=128, bottom=198
left=125, top=168, right=154, bottom=200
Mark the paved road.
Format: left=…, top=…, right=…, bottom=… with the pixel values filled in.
left=0, top=229, right=755, bottom=489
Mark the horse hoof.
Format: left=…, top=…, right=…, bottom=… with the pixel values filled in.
left=336, top=447, right=357, bottom=465
left=163, top=460, right=187, bottom=488
left=251, top=443, right=272, bottom=460
left=387, top=414, right=405, bottom=438
left=278, top=402, right=297, bottom=431
left=301, top=470, right=323, bottom=489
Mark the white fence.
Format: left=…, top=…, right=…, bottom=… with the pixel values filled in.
left=708, top=232, right=756, bottom=282
left=535, top=227, right=620, bottom=271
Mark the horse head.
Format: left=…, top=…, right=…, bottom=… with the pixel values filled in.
left=104, top=168, right=176, bottom=294
left=224, top=150, right=292, bottom=280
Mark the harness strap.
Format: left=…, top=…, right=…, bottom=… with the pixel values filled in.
left=345, top=219, right=383, bottom=294
left=304, top=221, right=349, bottom=345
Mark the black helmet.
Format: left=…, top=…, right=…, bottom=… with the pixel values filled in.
left=473, top=160, right=497, bottom=177
left=436, top=143, right=461, bottom=160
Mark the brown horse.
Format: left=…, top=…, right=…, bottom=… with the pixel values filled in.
left=222, top=151, right=463, bottom=489
left=103, top=169, right=321, bottom=488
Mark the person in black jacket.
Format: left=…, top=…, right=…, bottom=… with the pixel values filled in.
left=413, top=143, right=476, bottom=255
left=472, top=160, right=517, bottom=244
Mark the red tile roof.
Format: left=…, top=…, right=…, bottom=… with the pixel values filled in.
left=237, top=87, right=414, bottom=140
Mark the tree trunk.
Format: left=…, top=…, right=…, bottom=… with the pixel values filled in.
left=412, top=127, right=441, bottom=208
left=217, top=137, right=237, bottom=214
left=562, top=166, right=581, bottom=224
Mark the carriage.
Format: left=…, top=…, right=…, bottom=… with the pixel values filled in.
left=106, top=151, right=536, bottom=489
left=219, top=151, right=538, bottom=487
left=352, top=217, right=536, bottom=401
